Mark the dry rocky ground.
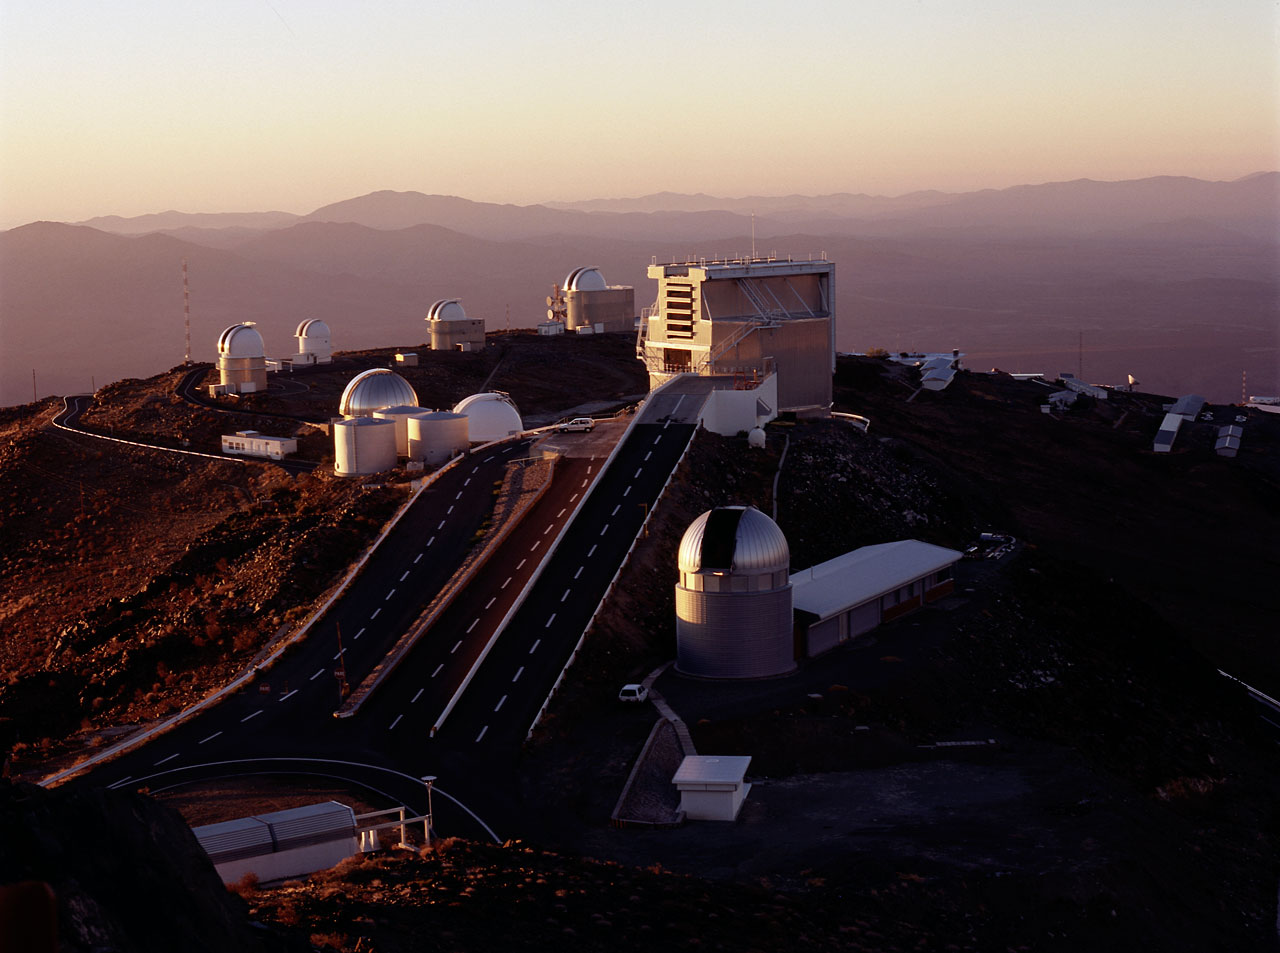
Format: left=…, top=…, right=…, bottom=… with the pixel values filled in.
left=3, top=344, right=1279, bottom=951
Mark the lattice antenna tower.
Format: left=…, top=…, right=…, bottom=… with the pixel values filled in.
left=182, top=258, right=192, bottom=364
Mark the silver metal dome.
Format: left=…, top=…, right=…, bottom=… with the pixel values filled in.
left=678, top=506, right=789, bottom=575
left=295, top=318, right=331, bottom=338
left=217, top=323, right=265, bottom=358
left=339, top=368, right=419, bottom=417
left=563, top=266, right=608, bottom=292
left=427, top=299, right=468, bottom=322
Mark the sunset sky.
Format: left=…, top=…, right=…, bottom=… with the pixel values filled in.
left=2, top=0, right=1276, bottom=227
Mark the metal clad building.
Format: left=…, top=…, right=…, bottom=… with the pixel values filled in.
left=216, top=323, right=268, bottom=393
left=427, top=298, right=486, bottom=351
left=637, top=257, right=835, bottom=412
left=193, top=801, right=358, bottom=885
left=563, top=267, right=636, bottom=333
left=675, top=506, right=795, bottom=679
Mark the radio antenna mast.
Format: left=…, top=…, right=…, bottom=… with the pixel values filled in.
left=182, top=258, right=192, bottom=364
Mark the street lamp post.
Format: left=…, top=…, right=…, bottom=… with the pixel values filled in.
left=421, top=775, right=437, bottom=847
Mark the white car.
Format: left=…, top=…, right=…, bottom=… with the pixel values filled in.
left=558, top=417, right=595, bottom=433
left=618, top=683, right=649, bottom=703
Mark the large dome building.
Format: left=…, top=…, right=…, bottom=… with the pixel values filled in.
left=562, top=267, right=634, bottom=333
left=427, top=298, right=485, bottom=351
left=451, top=392, right=523, bottom=442
left=338, top=368, right=419, bottom=418
left=675, top=505, right=795, bottom=679
left=216, top=323, right=268, bottom=393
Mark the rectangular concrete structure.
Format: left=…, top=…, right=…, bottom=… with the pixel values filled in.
left=673, top=755, right=752, bottom=821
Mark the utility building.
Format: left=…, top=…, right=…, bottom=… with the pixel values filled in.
left=427, top=299, right=485, bottom=351
left=637, top=257, right=835, bottom=413
left=563, top=267, right=635, bottom=333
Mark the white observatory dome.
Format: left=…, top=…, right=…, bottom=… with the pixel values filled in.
left=678, top=506, right=790, bottom=575
left=217, top=323, right=265, bottom=359
left=339, top=368, right=419, bottom=418
left=427, top=299, right=468, bottom=322
left=563, top=267, right=608, bottom=293
left=296, top=318, right=331, bottom=340
left=452, top=392, right=523, bottom=442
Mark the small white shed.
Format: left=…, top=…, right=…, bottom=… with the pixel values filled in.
left=672, top=755, right=752, bottom=821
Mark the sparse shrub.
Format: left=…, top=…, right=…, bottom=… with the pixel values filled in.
left=226, top=872, right=259, bottom=899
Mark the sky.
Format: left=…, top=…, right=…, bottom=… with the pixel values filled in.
left=2, top=0, right=1277, bottom=227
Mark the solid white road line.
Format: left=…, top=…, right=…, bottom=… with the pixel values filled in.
left=452, top=640, right=462, bottom=654
left=241, top=710, right=262, bottom=723
left=529, top=639, right=540, bottom=654
left=502, top=576, right=512, bottom=588
left=112, top=776, right=133, bottom=788
left=310, top=668, right=325, bottom=681
left=412, top=688, right=425, bottom=703
left=587, top=544, right=597, bottom=557
left=280, top=690, right=298, bottom=702
left=467, top=618, right=479, bottom=633
left=432, top=663, right=444, bottom=677
left=485, top=596, right=496, bottom=609
left=475, top=725, right=489, bottom=742
left=545, top=613, right=556, bottom=627
left=371, top=607, right=381, bottom=620
left=494, top=695, right=507, bottom=712
left=400, top=570, right=410, bottom=581
left=385, top=588, right=396, bottom=600
left=389, top=714, right=403, bottom=731
left=512, top=667, right=524, bottom=682
left=154, top=753, right=179, bottom=766
left=575, top=565, right=584, bottom=579
left=199, top=731, right=222, bottom=745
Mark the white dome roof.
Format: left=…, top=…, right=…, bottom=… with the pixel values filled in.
left=427, top=299, right=468, bottom=322
left=296, top=318, right=331, bottom=338
left=339, top=368, right=419, bottom=417
left=451, top=392, right=522, bottom=441
left=563, top=267, right=608, bottom=292
left=217, top=323, right=265, bottom=358
left=678, top=506, right=789, bottom=575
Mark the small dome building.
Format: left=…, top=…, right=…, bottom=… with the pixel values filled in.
left=427, top=298, right=486, bottom=351
left=452, top=392, right=523, bottom=442
left=339, top=368, right=418, bottom=418
left=562, top=267, right=634, bottom=333
left=294, top=318, right=332, bottom=364
left=216, top=323, right=268, bottom=393
left=675, top=505, right=795, bottom=679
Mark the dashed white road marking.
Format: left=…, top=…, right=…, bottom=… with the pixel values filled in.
left=452, top=640, right=463, bottom=654
left=464, top=477, right=471, bottom=486
left=561, top=588, right=571, bottom=602
left=241, top=710, right=262, bottom=723
left=575, top=565, right=584, bottom=579
left=438, top=520, right=446, bottom=529
left=199, top=731, right=222, bottom=745
left=475, top=725, right=489, bottom=742
left=556, top=508, right=566, bottom=518
left=494, top=695, right=507, bottom=711
left=644, top=451, right=652, bottom=461
left=155, top=753, right=179, bottom=766
left=400, top=570, right=410, bottom=581
left=587, top=544, right=597, bottom=557
left=611, top=504, right=620, bottom=516
left=634, top=468, right=643, bottom=478
left=516, top=558, right=527, bottom=570
left=531, top=539, right=541, bottom=551
left=389, top=714, right=404, bottom=731
left=623, top=485, right=632, bottom=496
left=467, top=618, right=479, bottom=633
left=529, top=639, right=541, bottom=654
left=483, top=455, right=495, bottom=462
left=456, top=491, right=463, bottom=500
left=355, top=628, right=365, bottom=640
left=485, top=596, right=496, bottom=609
left=447, top=505, right=454, bottom=514
left=385, top=588, right=396, bottom=601
left=600, top=523, right=609, bottom=535
left=412, top=688, right=425, bottom=703
left=371, top=607, right=381, bottom=620
left=512, top=666, right=525, bottom=682
left=415, top=552, right=424, bottom=563
left=432, top=663, right=444, bottom=677
left=427, top=536, right=435, bottom=547
left=334, top=648, right=346, bottom=660
left=502, top=576, right=512, bottom=589
left=310, top=668, right=324, bottom=681
left=581, top=479, right=589, bottom=488
left=570, top=493, right=579, bottom=502
left=545, top=613, right=556, bottom=627
left=280, top=690, right=298, bottom=702
left=543, top=524, right=553, bottom=535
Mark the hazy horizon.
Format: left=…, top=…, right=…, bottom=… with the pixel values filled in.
left=2, top=1, right=1276, bottom=229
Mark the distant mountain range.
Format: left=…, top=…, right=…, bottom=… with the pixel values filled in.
left=3, top=173, right=1276, bottom=408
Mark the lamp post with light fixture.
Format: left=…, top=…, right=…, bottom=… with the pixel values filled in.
left=421, top=775, right=437, bottom=846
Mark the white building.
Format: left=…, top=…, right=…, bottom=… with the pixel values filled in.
left=427, top=299, right=485, bottom=351
left=294, top=318, right=333, bottom=364
left=215, top=323, right=268, bottom=394
left=672, top=755, right=752, bottom=821
left=192, top=802, right=359, bottom=885
left=221, top=430, right=298, bottom=460
left=562, top=267, right=635, bottom=334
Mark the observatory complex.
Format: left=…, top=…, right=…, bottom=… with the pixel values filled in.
left=427, top=299, right=486, bottom=351
left=562, top=267, right=636, bottom=334
left=637, top=257, right=835, bottom=413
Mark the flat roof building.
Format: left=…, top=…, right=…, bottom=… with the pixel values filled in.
left=637, top=257, right=835, bottom=413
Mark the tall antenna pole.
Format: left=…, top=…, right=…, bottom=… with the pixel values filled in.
left=1242, top=369, right=1247, bottom=405
left=751, top=211, right=756, bottom=260
left=1077, top=330, right=1083, bottom=380
left=182, top=258, right=192, bottom=364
